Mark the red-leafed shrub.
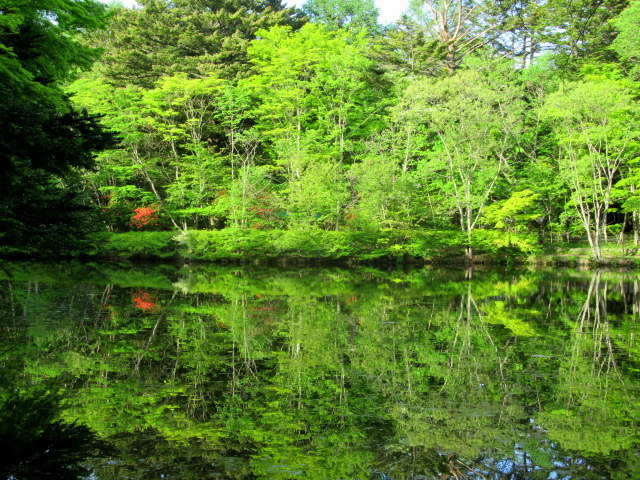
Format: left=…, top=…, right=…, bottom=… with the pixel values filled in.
left=130, top=205, right=159, bottom=229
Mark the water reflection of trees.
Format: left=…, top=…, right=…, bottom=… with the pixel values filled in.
left=0, top=389, right=109, bottom=480
left=536, top=270, right=639, bottom=477
left=0, top=264, right=638, bottom=479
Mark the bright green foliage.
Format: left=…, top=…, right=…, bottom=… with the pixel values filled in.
left=302, top=0, right=381, bottom=33
left=245, top=24, right=376, bottom=160
left=140, top=75, right=228, bottom=226
left=541, top=77, right=640, bottom=260
left=611, top=0, right=640, bottom=78
left=481, top=190, right=543, bottom=255
left=244, top=24, right=378, bottom=227
left=346, top=154, right=418, bottom=230
left=94, top=227, right=473, bottom=261
left=71, top=73, right=234, bottom=230
left=92, top=231, right=178, bottom=258
left=401, top=65, right=524, bottom=257
left=483, top=190, right=541, bottom=232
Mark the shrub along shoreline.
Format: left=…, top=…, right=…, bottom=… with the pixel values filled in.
left=78, top=229, right=640, bottom=267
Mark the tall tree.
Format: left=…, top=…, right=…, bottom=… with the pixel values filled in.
left=546, top=0, right=628, bottom=63
left=401, top=62, right=523, bottom=258
left=0, top=0, right=116, bottom=253
left=98, top=0, right=301, bottom=88
left=407, top=0, right=496, bottom=73
left=486, top=0, right=548, bottom=67
left=244, top=24, right=378, bottom=228
left=541, top=77, right=640, bottom=260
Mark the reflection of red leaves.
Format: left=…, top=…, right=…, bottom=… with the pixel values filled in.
left=251, top=305, right=276, bottom=312
left=249, top=302, right=278, bottom=326
left=132, top=290, right=157, bottom=312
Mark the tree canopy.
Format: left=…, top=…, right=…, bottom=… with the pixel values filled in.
left=2, top=0, right=640, bottom=261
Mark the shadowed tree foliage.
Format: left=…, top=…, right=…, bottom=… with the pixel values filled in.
left=0, top=389, right=111, bottom=480
left=0, top=0, right=117, bottom=255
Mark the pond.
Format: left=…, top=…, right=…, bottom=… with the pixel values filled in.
left=0, top=261, right=638, bottom=479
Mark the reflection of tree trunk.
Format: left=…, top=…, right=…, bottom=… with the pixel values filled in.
left=569, top=271, right=621, bottom=398
left=634, top=280, right=639, bottom=318
left=240, top=294, right=256, bottom=375
left=134, top=291, right=176, bottom=373
left=446, top=284, right=506, bottom=388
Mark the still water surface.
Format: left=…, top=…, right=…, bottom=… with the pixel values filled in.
left=0, top=262, right=638, bottom=479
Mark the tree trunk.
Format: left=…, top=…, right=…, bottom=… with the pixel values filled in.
left=446, top=42, right=457, bottom=73
left=619, top=212, right=627, bottom=245
left=465, top=227, right=473, bottom=261
left=132, top=146, right=181, bottom=230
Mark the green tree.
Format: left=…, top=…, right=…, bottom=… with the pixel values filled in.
left=140, top=74, right=228, bottom=229
left=611, top=0, right=640, bottom=79
left=0, top=0, right=116, bottom=253
left=244, top=24, right=377, bottom=228
left=541, top=77, right=640, bottom=260
left=302, top=0, right=381, bottom=33
left=71, top=73, right=236, bottom=231
left=98, top=0, right=301, bottom=88
left=402, top=64, right=523, bottom=258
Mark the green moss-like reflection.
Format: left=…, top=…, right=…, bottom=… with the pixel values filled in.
left=0, top=262, right=638, bottom=479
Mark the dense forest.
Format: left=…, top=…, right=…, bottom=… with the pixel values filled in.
left=2, top=0, right=640, bottom=262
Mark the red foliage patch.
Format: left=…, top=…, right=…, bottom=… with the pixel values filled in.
left=130, top=205, right=159, bottom=229
left=132, top=290, right=157, bottom=312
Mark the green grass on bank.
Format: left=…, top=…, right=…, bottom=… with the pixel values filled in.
left=532, top=238, right=640, bottom=266
left=87, top=227, right=541, bottom=264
